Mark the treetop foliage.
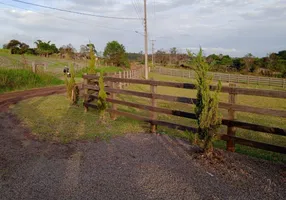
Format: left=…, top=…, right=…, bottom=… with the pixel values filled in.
left=103, top=41, right=130, bottom=68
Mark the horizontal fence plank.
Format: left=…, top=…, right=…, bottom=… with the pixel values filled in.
left=152, top=67, right=286, bottom=89
left=222, top=119, right=286, bottom=136
left=220, top=135, right=286, bottom=154
left=83, top=75, right=286, bottom=98
left=107, top=108, right=198, bottom=133
left=234, top=88, right=286, bottom=98
left=83, top=75, right=230, bottom=92
left=84, top=86, right=286, bottom=118
left=86, top=94, right=286, bottom=136
left=219, top=102, right=286, bottom=118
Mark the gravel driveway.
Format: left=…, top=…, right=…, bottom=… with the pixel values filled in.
left=0, top=112, right=285, bottom=200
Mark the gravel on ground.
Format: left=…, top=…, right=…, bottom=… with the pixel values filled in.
left=0, top=112, right=285, bottom=200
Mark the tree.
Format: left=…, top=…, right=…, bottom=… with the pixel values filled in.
left=34, top=40, right=58, bottom=57
left=169, top=47, right=178, bottom=64
left=243, top=53, right=255, bottom=72
left=155, top=49, right=168, bottom=66
left=88, top=43, right=96, bottom=73
left=277, top=50, right=286, bottom=60
left=232, top=58, right=243, bottom=71
left=103, top=41, right=129, bottom=67
left=80, top=43, right=97, bottom=59
left=189, top=48, right=222, bottom=154
left=4, top=39, right=30, bottom=54
left=59, top=44, right=76, bottom=59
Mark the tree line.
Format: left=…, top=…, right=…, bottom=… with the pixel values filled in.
left=2, top=39, right=129, bottom=68
left=127, top=47, right=286, bottom=78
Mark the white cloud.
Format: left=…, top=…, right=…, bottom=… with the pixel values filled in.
left=0, top=0, right=285, bottom=57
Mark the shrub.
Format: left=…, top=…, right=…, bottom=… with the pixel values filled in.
left=65, top=65, right=77, bottom=104
left=97, top=71, right=108, bottom=121
left=88, top=43, right=96, bottom=74
left=189, top=48, right=222, bottom=154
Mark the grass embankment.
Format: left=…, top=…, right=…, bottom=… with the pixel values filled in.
left=0, top=68, right=64, bottom=93
left=12, top=95, right=145, bottom=143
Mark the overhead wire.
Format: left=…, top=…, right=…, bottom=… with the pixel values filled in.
left=0, top=1, right=141, bottom=33
left=131, top=0, right=141, bottom=20
left=11, top=0, right=140, bottom=20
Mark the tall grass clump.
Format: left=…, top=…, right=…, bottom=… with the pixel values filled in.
left=0, top=68, right=64, bottom=93
left=189, top=48, right=222, bottom=154
left=88, top=43, right=96, bottom=74
left=65, top=65, right=79, bottom=105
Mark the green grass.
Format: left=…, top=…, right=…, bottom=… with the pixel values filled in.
left=0, top=68, right=64, bottom=93
left=12, top=95, right=146, bottom=143
left=115, top=73, right=286, bottom=162
left=76, top=66, right=123, bottom=77
left=10, top=71, right=286, bottom=162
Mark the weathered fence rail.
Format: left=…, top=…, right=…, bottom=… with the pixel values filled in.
left=83, top=72, right=286, bottom=154
left=152, top=67, right=286, bottom=88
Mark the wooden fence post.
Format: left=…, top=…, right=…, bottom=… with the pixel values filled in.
left=283, top=79, right=285, bottom=88
left=118, top=71, right=122, bottom=89
left=110, top=81, right=117, bottom=120
left=150, top=78, right=157, bottom=133
left=32, top=62, right=36, bottom=73
left=83, top=73, right=89, bottom=112
left=44, top=63, right=47, bottom=71
left=247, top=76, right=249, bottom=85
left=226, top=83, right=237, bottom=152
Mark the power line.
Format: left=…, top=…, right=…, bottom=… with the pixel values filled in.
left=11, top=0, right=140, bottom=20
left=131, top=0, right=143, bottom=21
left=0, top=1, right=139, bottom=33
left=135, top=0, right=144, bottom=19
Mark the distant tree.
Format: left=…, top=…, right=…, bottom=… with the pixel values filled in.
left=169, top=47, right=178, bottom=64
left=34, top=40, right=58, bottom=57
left=80, top=43, right=97, bottom=59
left=4, top=39, right=30, bottom=54
left=206, top=54, right=220, bottom=64
left=59, top=44, right=76, bottom=59
left=155, top=49, right=168, bottom=66
left=232, top=58, right=243, bottom=71
left=243, top=53, right=255, bottom=72
left=277, top=50, right=286, bottom=60
left=103, top=41, right=129, bottom=67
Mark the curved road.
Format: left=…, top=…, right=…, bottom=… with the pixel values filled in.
left=0, top=85, right=68, bottom=111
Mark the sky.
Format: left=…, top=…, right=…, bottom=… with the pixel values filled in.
left=0, top=0, right=285, bottom=57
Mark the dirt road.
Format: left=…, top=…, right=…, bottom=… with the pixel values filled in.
left=0, top=112, right=285, bottom=200
left=0, top=85, right=67, bottom=111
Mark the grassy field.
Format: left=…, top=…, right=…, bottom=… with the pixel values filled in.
left=12, top=95, right=146, bottom=143
left=0, top=68, right=64, bottom=93
left=0, top=52, right=125, bottom=92
left=0, top=51, right=89, bottom=74
left=0, top=51, right=126, bottom=76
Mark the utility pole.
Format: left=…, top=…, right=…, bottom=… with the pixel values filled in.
left=151, top=40, right=156, bottom=67
left=144, top=0, right=148, bottom=79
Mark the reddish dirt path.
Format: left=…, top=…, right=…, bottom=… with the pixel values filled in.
left=0, top=85, right=67, bottom=111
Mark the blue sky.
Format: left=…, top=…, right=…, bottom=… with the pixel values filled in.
left=0, top=0, right=285, bottom=57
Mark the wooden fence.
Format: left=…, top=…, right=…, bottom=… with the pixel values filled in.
left=152, top=67, right=286, bottom=88
left=83, top=72, right=286, bottom=154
